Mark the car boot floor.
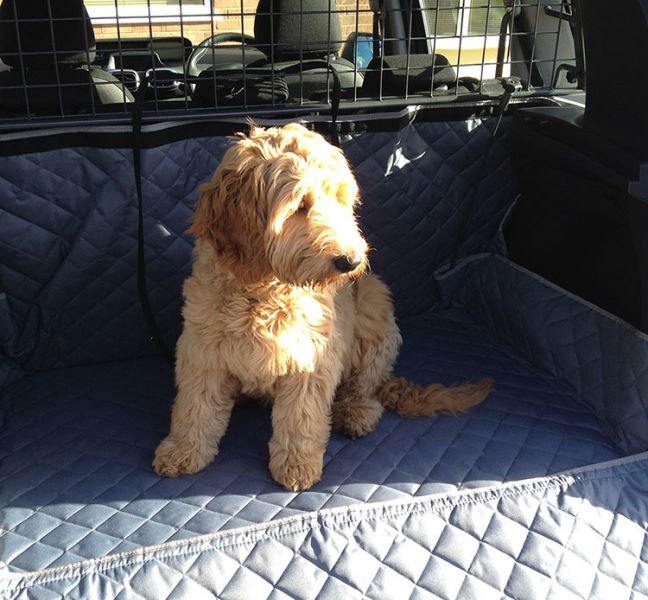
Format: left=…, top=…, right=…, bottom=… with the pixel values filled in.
left=0, top=308, right=621, bottom=572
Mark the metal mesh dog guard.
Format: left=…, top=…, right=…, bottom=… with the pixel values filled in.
left=0, top=0, right=580, bottom=129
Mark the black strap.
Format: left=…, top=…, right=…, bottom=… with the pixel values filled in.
left=449, top=78, right=522, bottom=269
left=328, top=65, right=342, bottom=147
left=132, top=76, right=174, bottom=365
left=264, top=58, right=342, bottom=146
left=276, top=59, right=342, bottom=146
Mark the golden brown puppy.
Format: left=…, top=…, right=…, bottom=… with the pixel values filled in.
left=153, top=123, right=491, bottom=491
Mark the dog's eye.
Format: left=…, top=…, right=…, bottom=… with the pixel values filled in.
left=296, top=200, right=309, bottom=215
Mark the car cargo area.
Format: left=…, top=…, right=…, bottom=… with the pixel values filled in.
left=2, top=0, right=648, bottom=597
left=1, top=115, right=648, bottom=598
left=0, top=298, right=623, bottom=571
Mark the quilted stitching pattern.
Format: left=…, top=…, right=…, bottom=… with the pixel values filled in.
left=0, top=306, right=620, bottom=573
left=438, top=255, right=648, bottom=454
left=2, top=455, right=647, bottom=599
left=1, top=121, right=646, bottom=598
left=345, top=118, right=517, bottom=317
left=0, top=138, right=231, bottom=370
left=0, top=121, right=517, bottom=370
left=0, top=147, right=150, bottom=369
left=139, top=136, right=231, bottom=350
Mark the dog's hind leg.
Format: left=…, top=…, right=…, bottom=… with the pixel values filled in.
left=332, top=274, right=401, bottom=439
left=332, top=275, right=492, bottom=438
left=153, top=332, right=238, bottom=478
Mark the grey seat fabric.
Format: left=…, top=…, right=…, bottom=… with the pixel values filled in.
left=189, top=35, right=268, bottom=77
left=0, top=0, right=133, bottom=115
left=193, top=0, right=360, bottom=106
left=253, top=0, right=343, bottom=60
left=90, top=68, right=135, bottom=105
left=361, top=54, right=458, bottom=97
left=0, top=68, right=99, bottom=115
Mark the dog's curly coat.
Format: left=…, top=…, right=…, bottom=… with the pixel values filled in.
left=153, top=123, right=492, bottom=491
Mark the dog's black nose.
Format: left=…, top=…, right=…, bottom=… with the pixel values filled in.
left=333, top=255, right=362, bottom=273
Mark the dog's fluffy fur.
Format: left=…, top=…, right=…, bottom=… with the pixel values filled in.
left=153, top=123, right=492, bottom=491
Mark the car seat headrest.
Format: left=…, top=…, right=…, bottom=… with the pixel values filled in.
left=0, top=0, right=96, bottom=70
left=254, top=0, right=343, bottom=61
left=361, top=54, right=458, bottom=97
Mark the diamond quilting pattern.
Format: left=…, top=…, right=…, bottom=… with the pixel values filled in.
left=2, top=121, right=646, bottom=599
left=0, top=121, right=517, bottom=369
left=439, top=255, right=648, bottom=454
left=2, top=456, right=647, bottom=599
left=0, top=306, right=620, bottom=573
left=139, top=136, right=231, bottom=350
left=0, top=147, right=145, bottom=368
left=344, top=118, right=516, bottom=317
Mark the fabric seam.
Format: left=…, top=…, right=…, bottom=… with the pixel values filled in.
left=3, top=451, right=648, bottom=592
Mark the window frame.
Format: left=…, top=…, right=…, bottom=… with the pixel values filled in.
left=85, top=0, right=214, bottom=24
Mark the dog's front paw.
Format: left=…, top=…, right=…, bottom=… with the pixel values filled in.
left=268, top=446, right=323, bottom=491
left=153, top=437, right=216, bottom=478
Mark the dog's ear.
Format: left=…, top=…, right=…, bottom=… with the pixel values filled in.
left=189, top=144, right=272, bottom=283
left=188, top=178, right=229, bottom=251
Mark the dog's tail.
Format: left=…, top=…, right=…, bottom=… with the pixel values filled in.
left=377, top=377, right=492, bottom=418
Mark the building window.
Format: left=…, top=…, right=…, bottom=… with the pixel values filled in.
left=467, top=1, right=506, bottom=36
left=420, top=0, right=510, bottom=79
left=422, top=0, right=460, bottom=37
left=421, top=0, right=506, bottom=38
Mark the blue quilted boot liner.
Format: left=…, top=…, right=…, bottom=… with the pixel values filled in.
left=1, top=121, right=647, bottom=598
left=0, top=297, right=621, bottom=572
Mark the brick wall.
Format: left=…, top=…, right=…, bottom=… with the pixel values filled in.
left=93, top=1, right=373, bottom=46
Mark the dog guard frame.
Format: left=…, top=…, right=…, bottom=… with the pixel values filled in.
left=0, top=0, right=580, bottom=130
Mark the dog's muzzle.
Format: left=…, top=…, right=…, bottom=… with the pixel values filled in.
left=333, top=254, right=363, bottom=273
